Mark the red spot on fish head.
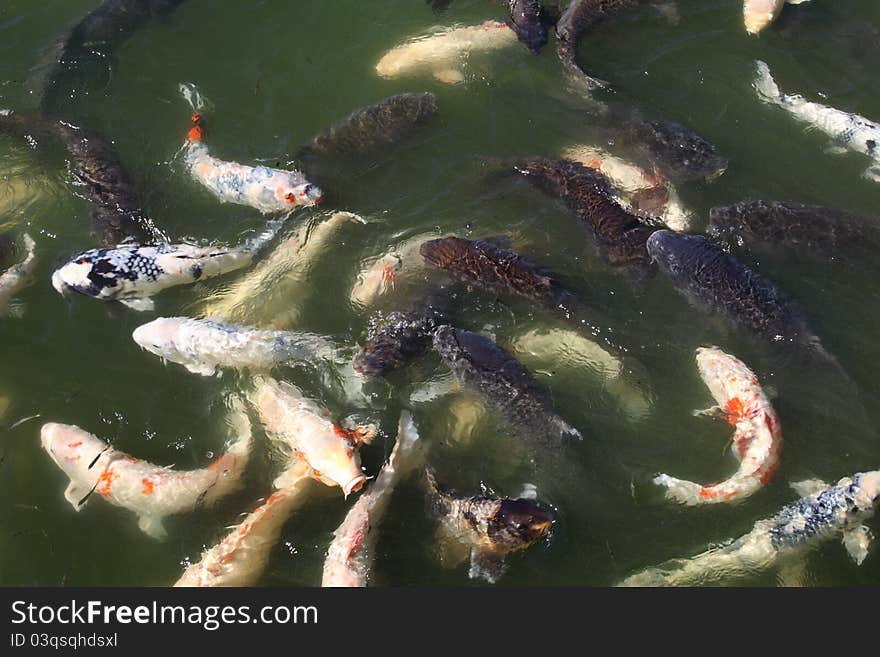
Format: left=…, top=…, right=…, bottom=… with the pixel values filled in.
left=141, top=479, right=155, bottom=495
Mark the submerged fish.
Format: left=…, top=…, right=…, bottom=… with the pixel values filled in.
left=506, top=0, right=557, bottom=53
left=200, top=211, right=364, bottom=327
left=556, top=0, right=653, bottom=90
left=52, top=220, right=285, bottom=311
left=512, top=157, right=663, bottom=268
left=708, top=199, right=880, bottom=260
left=350, top=252, right=403, bottom=309
left=132, top=316, right=339, bottom=376
left=183, top=113, right=323, bottom=214
left=426, top=468, right=554, bottom=583
left=353, top=292, right=450, bottom=378
left=561, top=144, right=692, bottom=231
left=754, top=60, right=880, bottom=183
left=175, top=464, right=314, bottom=587
left=40, top=399, right=251, bottom=539
left=654, top=347, right=782, bottom=505
left=0, top=111, right=163, bottom=245
left=743, top=0, right=809, bottom=35
left=249, top=377, right=374, bottom=497
left=433, top=325, right=582, bottom=443
left=620, top=470, right=880, bottom=586
left=295, top=92, right=438, bottom=165
left=620, top=116, right=729, bottom=183
left=646, top=230, right=822, bottom=350
left=36, top=0, right=188, bottom=113
left=322, top=411, right=425, bottom=587
left=0, top=233, right=37, bottom=317
left=376, top=21, right=519, bottom=85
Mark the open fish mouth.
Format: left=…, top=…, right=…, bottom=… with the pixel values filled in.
left=342, top=474, right=367, bottom=498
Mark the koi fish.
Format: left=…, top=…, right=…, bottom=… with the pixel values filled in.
left=183, top=112, right=323, bottom=214
left=744, top=0, right=810, bottom=35
left=322, top=411, right=425, bottom=587
left=0, top=233, right=36, bottom=317
left=426, top=468, right=554, bottom=583
left=654, top=347, right=782, bottom=504
left=754, top=60, right=880, bottom=183
left=376, top=21, right=519, bottom=85
left=349, top=252, right=403, bottom=309
left=40, top=398, right=252, bottom=539
left=248, top=376, right=375, bottom=497
left=708, top=199, right=880, bottom=261
left=174, top=464, right=314, bottom=587
left=132, top=316, right=339, bottom=376
left=51, top=219, right=284, bottom=312
left=200, top=211, right=364, bottom=327
left=561, top=144, right=692, bottom=231
left=620, top=470, right=880, bottom=586
left=433, top=325, right=582, bottom=444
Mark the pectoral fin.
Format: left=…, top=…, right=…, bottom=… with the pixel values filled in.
left=468, top=547, right=507, bottom=584
left=823, top=144, right=849, bottom=157
left=184, top=362, right=218, bottom=377
left=137, top=514, right=168, bottom=540
left=692, top=405, right=726, bottom=420
left=862, top=166, right=880, bottom=184
left=790, top=479, right=828, bottom=498
left=64, top=482, right=90, bottom=510
left=434, top=524, right=470, bottom=568
left=433, top=68, right=465, bottom=85
left=842, top=525, right=873, bottom=566
left=120, top=298, right=155, bottom=312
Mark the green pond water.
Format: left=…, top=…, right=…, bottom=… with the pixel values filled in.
left=1, top=0, right=879, bottom=587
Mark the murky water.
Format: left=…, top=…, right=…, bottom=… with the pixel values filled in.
left=1, top=0, right=879, bottom=586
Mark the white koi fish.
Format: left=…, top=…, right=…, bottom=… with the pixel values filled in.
left=754, top=60, right=880, bottom=183
left=560, top=145, right=692, bottom=231
left=200, top=211, right=365, bottom=327
left=40, top=398, right=252, bottom=539
left=174, top=464, right=314, bottom=588
left=349, top=251, right=403, bottom=309
left=654, top=347, right=782, bottom=505
left=510, top=327, right=654, bottom=423
left=184, top=113, right=323, bottom=214
left=376, top=21, right=519, bottom=85
left=249, top=376, right=375, bottom=497
left=743, top=0, right=809, bottom=35
left=322, top=411, right=425, bottom=587
left=0, top=233, right=36, bottom=316
left=52, top=220, right=285, bottom=312
left=132, top=316, right=339, bottom=376
left=621, top=470, right=880, bottom=586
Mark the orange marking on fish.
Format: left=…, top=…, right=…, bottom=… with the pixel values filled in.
left=96, top=469, right=119, bottom=497
left=69, top=441, right=82, bottom=449
left=141, top=478, right=155, bottom=495
left=187, top=125, right=204, bottom=142
left=724, top=397, right=746, bottom=424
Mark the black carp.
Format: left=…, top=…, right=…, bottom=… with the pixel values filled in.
left=709, top=200, right=880, bottom=260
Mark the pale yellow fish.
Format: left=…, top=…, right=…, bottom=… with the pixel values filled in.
left=376, top=21, right=519, bottom=84
left=743, top=0, right=810, bottom=35
left=349, top=252, right=403, bottom=309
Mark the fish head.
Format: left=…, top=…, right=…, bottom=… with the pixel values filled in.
left=488, top=498, right=554, bottom=551
left=313, top=443, right=366, bottom=498
left=743, top=0, right=780, bottom=34
left=419, top=237, right=466, bottom=270
left=132, top=318, right=186, bottom=362
left=40, top=423, right=107, bottom=479
left=51, top=255, right=99, bottom=297
left=858, top=471, right=880, bottom=504
left=646, top=230, right=713, bottom=279
left=282, top=182, right=324, bottom=208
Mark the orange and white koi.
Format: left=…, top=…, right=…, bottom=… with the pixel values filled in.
left=248, top=376, right=375, bottom=497
left=349, top=251, right=403, bottom=309
left=322, top=411, right=425, bottom=587
left=744, top=0, right=809, bottom=35
left=560, top=145, right=692, bottom=231
left=376, top=21, right=519, bottom=85
left=183, top=113, right=322, bottom=214
left=0, top=233, right=36, bottom=317
left=174, top=464, right=314, bottom=587
left=654, top=347, right=782, bottom=504
left=40, top=398, right=252, bottom=539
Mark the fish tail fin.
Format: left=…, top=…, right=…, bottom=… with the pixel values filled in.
left=388, top=411, right=426, bottom=476
left=653, top=473, right=706, bottom=505
left=754, top=60, right=782, bottom=105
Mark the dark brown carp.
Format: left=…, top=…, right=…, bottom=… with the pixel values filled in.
left=0, top=111, right=162, bottom=245
left=425, top=467, right=554, bottom=583
left=295, top=92, right=439, bottom=164
left=433, top=325, right=582, bottom=443
left=709, top=200, right=880, bottom=260
left=37, top=0, right=188, bottom=113
left=512, top=156, right=663, bottom=268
